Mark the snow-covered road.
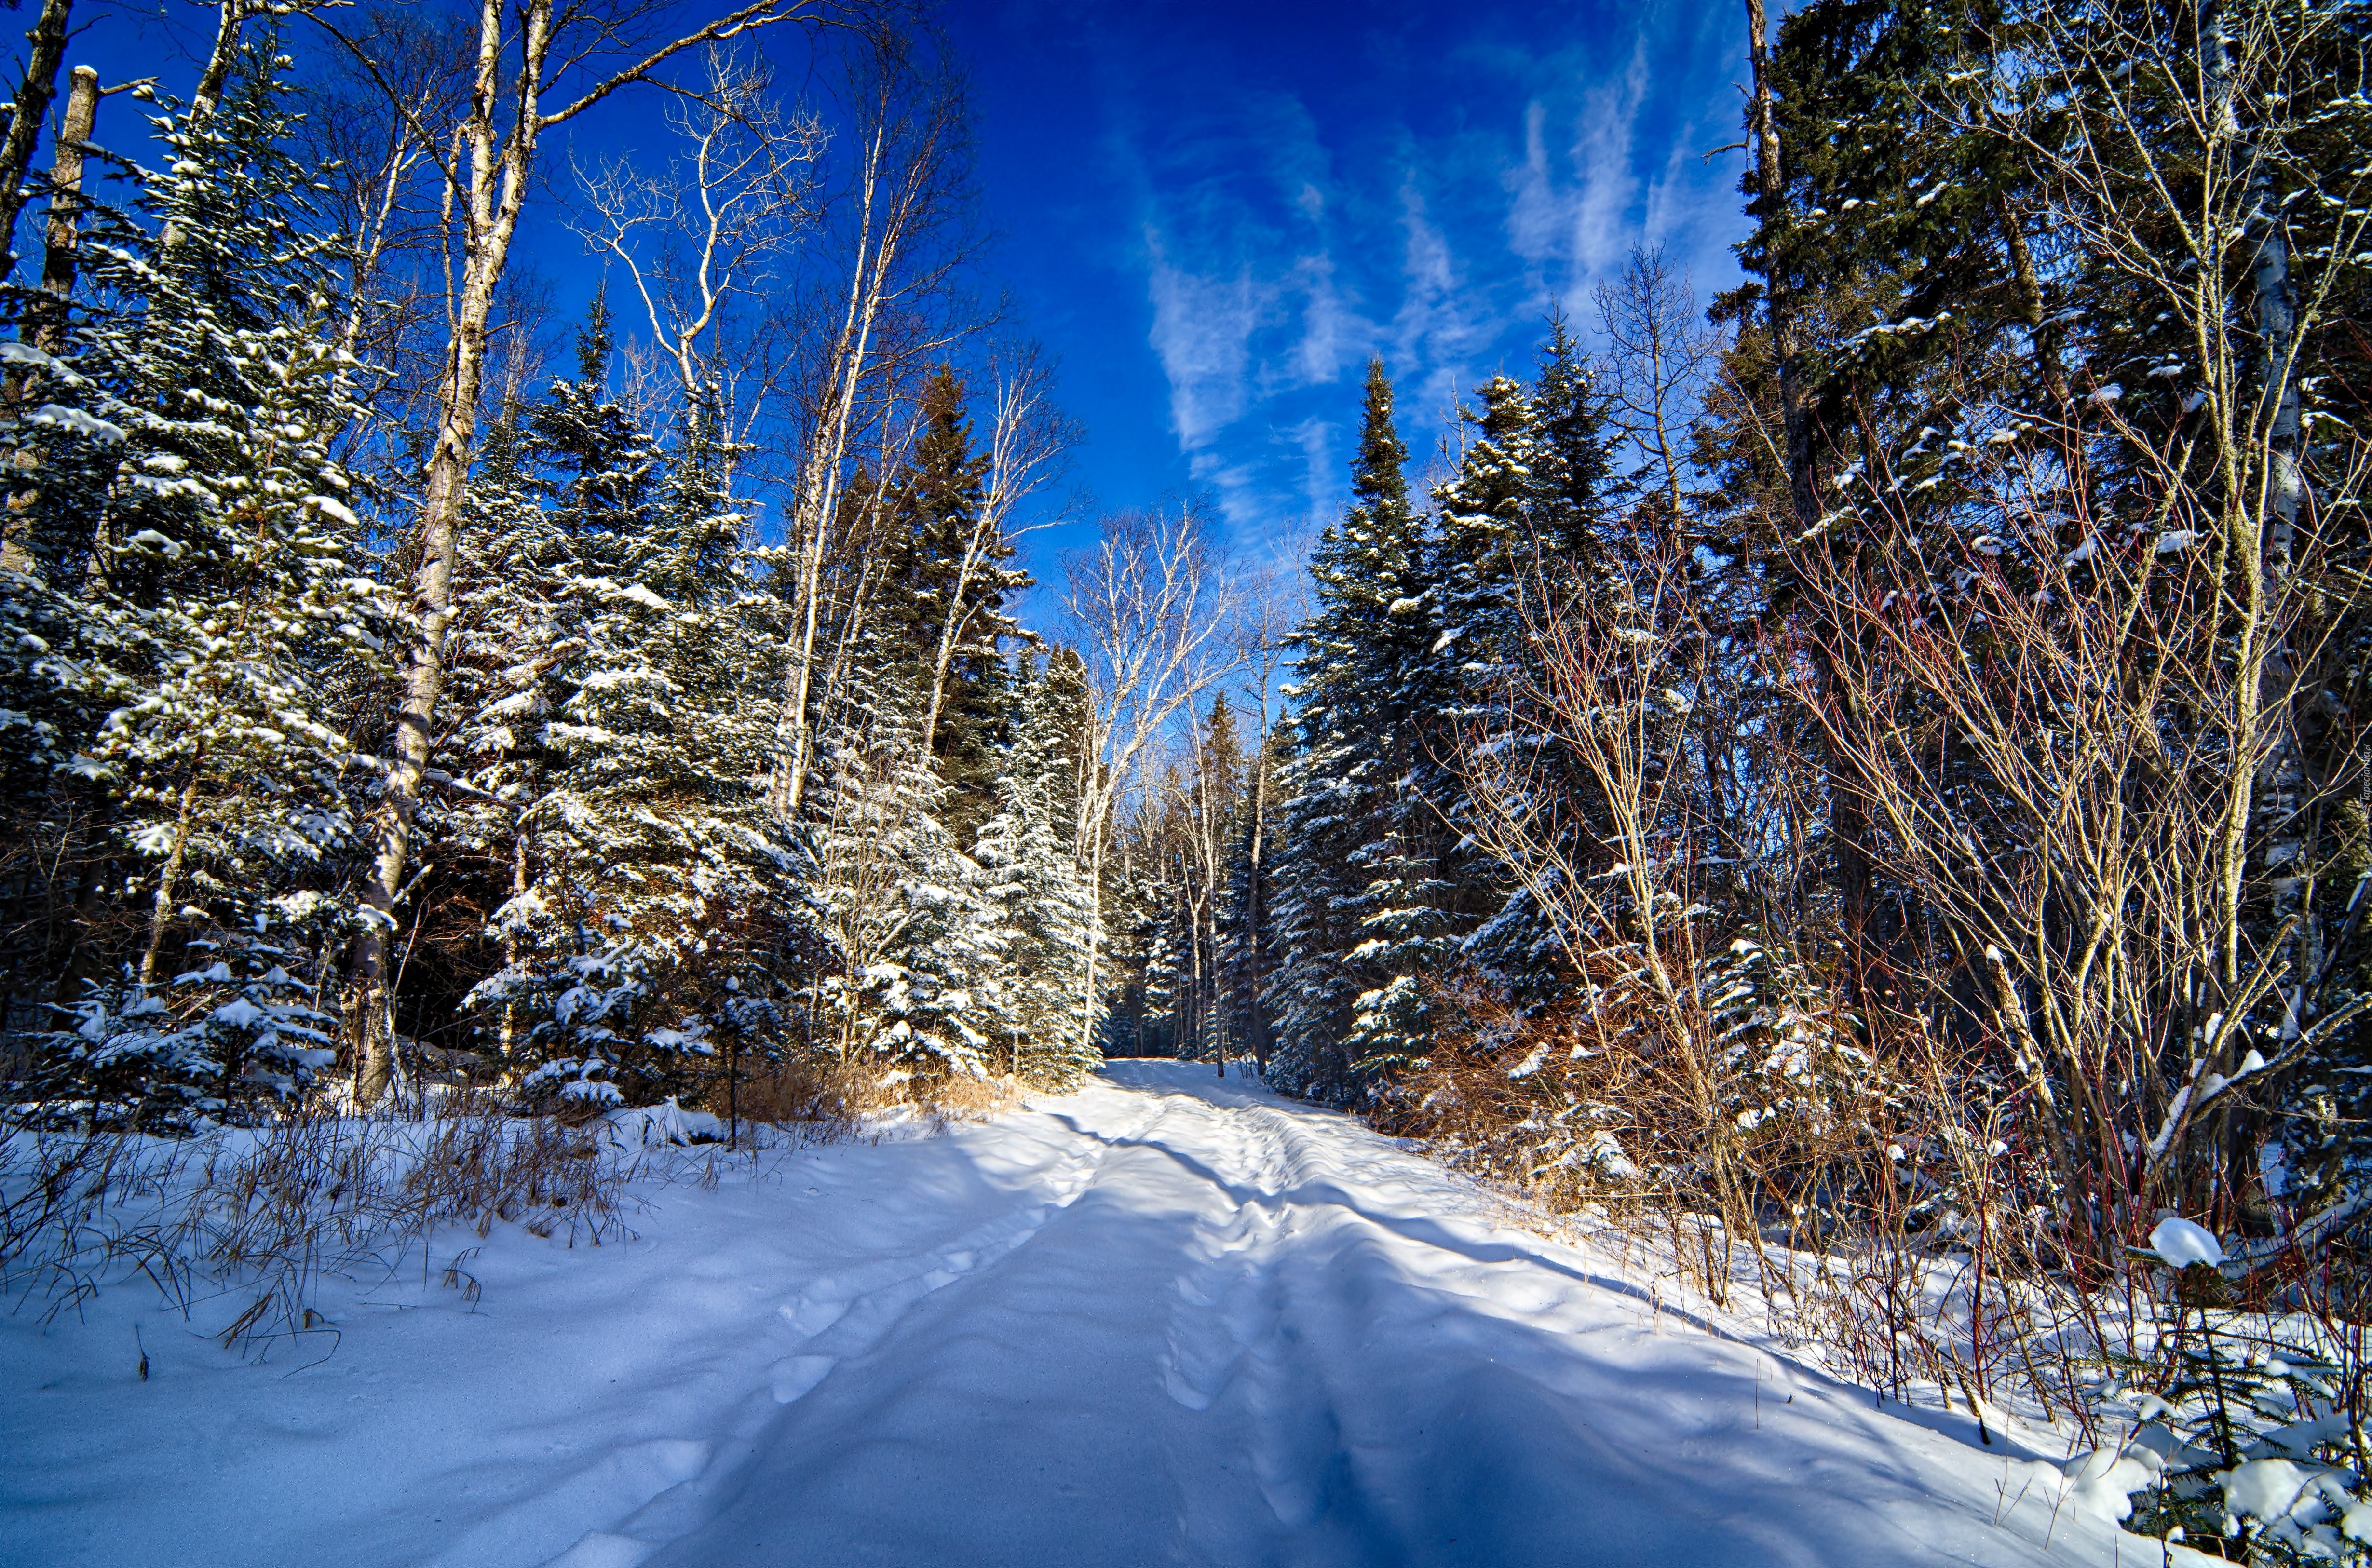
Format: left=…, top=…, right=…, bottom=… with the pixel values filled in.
left=4, top=1061, right=2134, bottom=1567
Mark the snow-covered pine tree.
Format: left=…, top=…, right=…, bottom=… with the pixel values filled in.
left=970, top=656, right=1098, bottom=1084
left=807, top=662, right=1006, bottom=1093
left=1424, top=373, right=1540, bottom=727
left=457, top=310, right=799, bottom=1108
left=1457, top=324, right=1622, bottom=1011
left=870, top=367, right=1030, bottom=844
left=1266, top=358, right=1438, bottom=1100
left=5, top=41, right=381, bottom=1124
left=1525, top=312, right=1618, bottom=584
left=441, top=399, right=568, bottom=1076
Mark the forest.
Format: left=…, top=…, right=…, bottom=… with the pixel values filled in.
left=0, top=0, right=2368, bottom=1557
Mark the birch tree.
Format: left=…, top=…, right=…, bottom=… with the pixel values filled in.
left=569, top=46, right=826, bottom=437
left=917, top=341, right=1070, bottom=759
left=773, top=29, right=974, bottom=819
left=1062, top=504, right=1237, bottom=1059
left=327, top=0, right=816, bottom=1104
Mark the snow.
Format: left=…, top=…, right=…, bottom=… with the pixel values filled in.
left=2, top=1061, right=2145, bottom=1566
left=2062, top=1444, right=2160, bottom=1521
left=2150, top=1216, right=2226, bottom=1269
left=2219, top=1457, right=2317, bottom=1523
left=27, top=403, right=126, bottom=442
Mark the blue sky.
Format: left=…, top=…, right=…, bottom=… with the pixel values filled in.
left=67, top=0, right=1753, bottom=567
left=945, top=0, right=1756, bottom=562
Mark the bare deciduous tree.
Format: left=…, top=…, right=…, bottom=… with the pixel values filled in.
left=569, top=46, right=826, bottom=435
left=1062, top=504, right=1238, bottom=1056
left=773, top=29, right=976, bottom=819
left=1594, top=243, right=1718, bottom=525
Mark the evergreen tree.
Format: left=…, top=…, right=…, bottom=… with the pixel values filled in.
left=1266, top=359, right=1436, bottom=1099
left=872, top=367, right=1030, bottom=842
left=1457, top=329, right=1625, bottom=1009
left=970, top=655, right=1097, bottom=1084
left=807, top=666, right=1005, bottom=1090
left=1526, top=311, right=1617, bottom=572
left=1423, top=374, right=1540, bottom=719
left=458, top=309, right=801, bottom=1106
left=4, top=43, right=378, bottom=1123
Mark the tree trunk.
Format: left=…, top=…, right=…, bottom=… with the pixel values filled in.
left=1, top=63, right=96, bottom=572
left=345, top=0, right=800, bottom=1104
left=0, top=0, right=74, bottom=275
left=779, top=130, right=894, bottom=818
left=139, top=764, right=203, bottom=989
left=1245, top=740, right=1270, bottom=1070
left=1078, top=822, right=1104, bottom=1063
left=1744, top=0, right=1812, bottom=536
left=1997, top=195, right=2072, bottom=412
left=190, top=0, right=250, bottom=123
left=353, top=0, right=542, bottom=1106
left=27, top=64, right=95, bottom=354
left=1747, top=0, right=1872, bottom=953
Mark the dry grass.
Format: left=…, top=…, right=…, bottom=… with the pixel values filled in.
left=926, top=1072, right=1023, bottom=1126
left=711, top=1057, right=871, bottom=1131
left=712, top=1056, right=1024, bottom=1139
left=1367, top=956, right=2372, bottom=1458
left=0, top=1039, right=1040, bottom=1365
left=0, top=1106, right=632, bottom=1357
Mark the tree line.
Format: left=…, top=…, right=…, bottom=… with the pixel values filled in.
left=3, top=0, right=2369, bottom=1325
left=0, top=0, right=1157, bottom=1126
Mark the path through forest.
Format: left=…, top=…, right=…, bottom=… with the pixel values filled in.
left=3, top=1063, right=2141, bottom=1567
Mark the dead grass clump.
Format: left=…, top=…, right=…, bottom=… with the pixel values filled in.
left=401, top=1115, right=623, bottom=1244
left=718, top=1055, right=1021, bottom=1138
left=926, top=1072, right=1021, bottom=1126
left=2, top=1105, right=632, bottom=1357
left=713, top=1057, right=870, bottom=1134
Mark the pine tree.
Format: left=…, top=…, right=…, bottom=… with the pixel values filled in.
left=972, top=658, right=1098, bottom=1084
left=1266, top=358, right=1437, bottom=1099
left=1424, top=374, right=1540, bottom=719
left=457, top=312, right=800, bottom=1106
left=5, top=42, right=379, bottom=1123
left=871, top=368, right=1030, bottom=843
left=808, top=660, right=1006, bottom=1091
left=1527, top=312, right=1618, bottom=576
left=1456, top=328, right=1623, bottom=1010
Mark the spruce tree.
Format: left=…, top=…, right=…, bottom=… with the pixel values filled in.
left=807, top=664, right=1006, bottom=1089
left=972, top=658, right=1099, bottom=1083
left=458, top=311, right=800, bottom=1106
left=872, top=368, right=1030, bottom=842
left=1527, top=313, right=1617, bottom=573
left=6, top=43, right=378, bottom=1122
left=1266, top=358, right=1436, bottom=1099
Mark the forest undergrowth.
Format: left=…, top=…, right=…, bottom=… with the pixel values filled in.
left=0, top=1063, right=1020, bottom=1366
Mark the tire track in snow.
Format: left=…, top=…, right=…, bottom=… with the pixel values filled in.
left=470, top=1099, right=1171, bottom=1568
left=550, top=1067, right=2116, bottom=1568
left=1143, top=1084, right=1413, bottom=1565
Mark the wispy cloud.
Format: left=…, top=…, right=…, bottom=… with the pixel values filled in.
left=1391, top=175, right=1497, bottom=420
left=1502, top=29, right=1653, bottom=298
left=1143, top=230, right=1270, bottom=452
left=1284, top=414, right=1335, bottom=522
left=1289, top=249, right=1361, bottom=387
left=1090, top=1, right=1750, bottom=545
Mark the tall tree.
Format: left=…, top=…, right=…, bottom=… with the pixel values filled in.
left=1267, top=359, right=1435, bottom=1098
left=335, top=0, right=809, bottom=1105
